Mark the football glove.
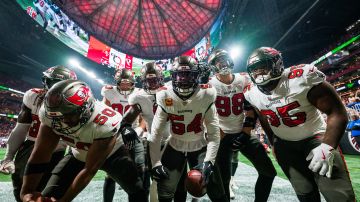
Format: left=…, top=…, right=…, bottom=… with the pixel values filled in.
left=232, top=132, right=250, bottom=151
left=0, top=159, right=15, bottom=175
left=151, top=165, right=169, bottom=182
left=119, top=124, right=140, bottom=150
left=193, top=161, right=214, bottom=185
left=306, top=143, right=335, bottom=178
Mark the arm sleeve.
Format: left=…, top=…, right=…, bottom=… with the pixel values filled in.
left=100, top=86, right=106, bottom=97
left=4, top=123, right=31, bottom=160
left=22, top=90, right=33, bottom=109
left=203, top=103, right=220, bottom=164
left=148, top=106, right=168, bottom=167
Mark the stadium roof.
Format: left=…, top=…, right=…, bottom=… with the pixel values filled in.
left=53, top=0, right=224, bottom=59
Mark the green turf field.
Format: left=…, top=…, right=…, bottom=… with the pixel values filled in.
left=239, top=153, right=360, bottom=201
left=0, top=149, right=107, bottom=182
left=1, top=148, right=359, bottom=200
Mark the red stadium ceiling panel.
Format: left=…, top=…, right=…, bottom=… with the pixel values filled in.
left=53, top=0, right=224, bottom=59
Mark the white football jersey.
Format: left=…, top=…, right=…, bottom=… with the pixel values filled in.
left=128, top=88, right=170, bottom=141
left=39, top=101, right=123, bottom=162
left=101, top=85, right=140, bottom=128
left=244, top=64, right=327, bottom=141
left=23, top=88, right=46, bottom=141
left=209, top=73, right=251, bottom=133
left=149, top=85, right=220, bottom=166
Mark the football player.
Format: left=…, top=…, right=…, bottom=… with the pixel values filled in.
left=207, top=49, right=276, bottom=201
left=244, top=47, right=355, bottom=201
left=101, top=68, right=145, bottom=202
left=122, top=62, right=189, bottom=202
left=0, top=65, right=76, bottom=202
left=20, top=80, right=147, bottom=202
left=148, top=56, right=227, bottom=202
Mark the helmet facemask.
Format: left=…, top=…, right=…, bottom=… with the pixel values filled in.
left=246, top=47, right=285, bottom=94
left=117, top=79, right=134, bottom=96
left=172, top=70, right=199, bottom=97
left=214, top=56, right=233, bottom=75
left=42, top=77, right=63, bottom=90
left=114, top=69, right=135, bottom=95
left=248, top=57, right=283, bottom=86
left=142, top=74, right=162, bottom=95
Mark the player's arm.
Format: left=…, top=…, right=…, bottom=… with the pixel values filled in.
left=121, top=104, right=142, bottom=125
left=134, top=116, right=147, bottom=138
left=21, top=123, right=60, bottom=201
left=60, top=135, right=116, bottom=201
left=254, top=107, right=275, bottom=146
left=232, top=99, right=259, bottom=150
left=102, top=97, right=111, bottom=107
left=307, top=81, right=348, bottom=148
left=148, top=106, right=168, bottom=167
left=1, top=104, right=32, bottom=174
left=148, top=105, right=170, bottom=181
left=4, top=104, right=32, bottom=161
left=203, top=103, right=220, bottom=164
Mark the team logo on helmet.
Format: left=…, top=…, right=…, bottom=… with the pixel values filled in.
left=65, top=86, right=91, bottom=106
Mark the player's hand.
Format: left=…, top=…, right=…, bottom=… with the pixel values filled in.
left=306, top=143, right=335, bottom=178
left=22, top=192, right=56, bottom=202
left=0, top=159, right=15, bottom=175
left=151, top=165, right=169, bottom=181
left=232, top=132, right=250, bottom=151
left=193, top=161, right=214, bottom=185
left=119, top=124, right=140, bottom=150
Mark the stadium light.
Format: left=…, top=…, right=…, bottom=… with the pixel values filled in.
left=69, top=58, right=80, bottom=67
left=97, top=79, right=105, bottom=84
left=87, top=71, right=97, bottom=79
left=68, top=59, right=104, bottom=85
left=230, top=46, right=242, bottom=59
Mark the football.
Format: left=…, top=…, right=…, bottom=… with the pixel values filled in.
left=185, top=169, right=207, bottom=197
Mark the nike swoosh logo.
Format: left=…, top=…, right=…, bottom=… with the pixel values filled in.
left=112, top=121, right=119, bottom=127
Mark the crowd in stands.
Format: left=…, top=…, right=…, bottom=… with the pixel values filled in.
left=0, top=116, right=16, bottom=138
left=326, top=58, right=360, bottom=82
left=0, top=73, right=32, bottom=92
left=0, top=75, right=29, bottom=139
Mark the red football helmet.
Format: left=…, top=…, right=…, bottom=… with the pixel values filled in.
left=42, top=65, right=77, bottom=89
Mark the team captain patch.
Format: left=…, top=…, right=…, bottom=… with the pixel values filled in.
left=165, top=98, right=173, bottom=106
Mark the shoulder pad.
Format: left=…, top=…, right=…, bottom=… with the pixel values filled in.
left=104, top=85, right=113, bottom=90
left=30, top=88, right=45, bottom=94
left=158, top=86, right=168, bottom=91
left=289, top=64, right=306, bottom=70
